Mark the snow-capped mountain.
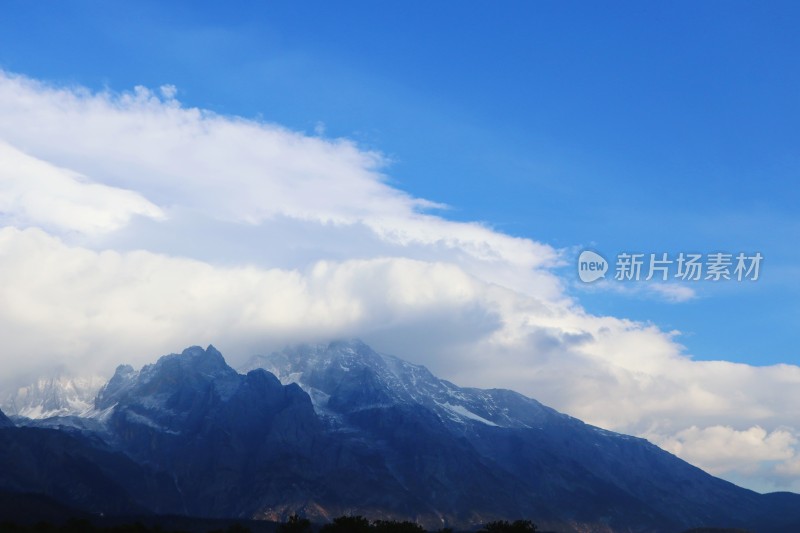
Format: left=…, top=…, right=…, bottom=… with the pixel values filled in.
left=1, top=374, right=106, bottom=419
left=242, top=339, right=559, bottom=431
left=3, top=340, right=800, bottom=532
left=241, top=340, right=797, bottom=531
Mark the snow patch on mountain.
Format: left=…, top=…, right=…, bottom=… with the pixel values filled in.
left=1, top=374, right=106, bottom=419
left=240, top=339, right=557, bottom=432
left=439, top=401, right=499, bottom=426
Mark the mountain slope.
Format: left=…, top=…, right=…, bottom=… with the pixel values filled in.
left=4, top=341, right=800, bottom=532
left=243, top=339, right=800, bottom=532
left=0, top=424, right=181, bottom=516
left=95, top=346, right=449, bottom=522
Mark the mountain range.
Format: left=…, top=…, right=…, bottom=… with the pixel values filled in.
left=1, top=340, right=799, bottom=532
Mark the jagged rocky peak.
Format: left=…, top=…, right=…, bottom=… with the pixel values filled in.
left=114, top=364, right=136, bottom=379
left=1, top=372, right=106, bottom=419
left=244, top=338, right=555, bottom=430
left=146, top=344, right=235, bottom=377
left=97, top=345, right=243, bottom=411
left=244, top=338, right=384, bottom=376
left=95, top=364, right=138, bottom=410
left=99, top=344, right=321, bottom=472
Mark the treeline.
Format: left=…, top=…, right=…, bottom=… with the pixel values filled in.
left=0, top=517, right=754, bottom=533
left=286, top=514, right=537, bottom=533
left=0, top=519, right=253, bottom=533
left=0, top=515, right=539, bottom=533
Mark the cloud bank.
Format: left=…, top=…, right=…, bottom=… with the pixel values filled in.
left=0, top=70, right=798, bottom=493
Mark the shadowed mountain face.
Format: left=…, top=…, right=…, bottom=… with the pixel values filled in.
left=0, top=408, right=12, bottom=428
left=241, top=340, right=799, bottom=532
left=0, top=423, right=181, bottom=515
left=91, top=346, right=454, bottom=522
left=2, top=341, right=800, bottom=532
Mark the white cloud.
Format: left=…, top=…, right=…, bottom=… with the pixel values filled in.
left=0, top=226, right=498, bottom=378
left=0, top=71, right=557, bottom=275
left=0, top=141, right=163, bottom=235
left=647, top=283, right=697, bottom=302
left=0, top=70, right=799, bottom=493
left=655, top=425, right=796, bottom=475
left=651, top=425, right=799, bottom=490
left=576, top=277, right=697, bottom=303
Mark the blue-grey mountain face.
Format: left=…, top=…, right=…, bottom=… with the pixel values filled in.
left=91, top=345, right=435, bottom=522
left=0, top=407, right=181, bottom=516
left=242, top=339, right=561, bottom=430
left=2, top=341, right=800, bottom=532
left=242, top=340, right=798, bottom=532
left=94, top=346, right=323, bottom=517
left=0, top=408, right=12, bottom=428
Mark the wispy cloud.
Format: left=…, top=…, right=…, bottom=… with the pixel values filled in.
left=647, top=283, right=697, bottom=303
left=574, top=277, right=698, bottom=303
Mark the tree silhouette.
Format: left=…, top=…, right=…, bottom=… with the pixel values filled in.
left=279, top=514, right=312, bottom=533
left=320, top=515, right=371, bottom=533
left=479, top=519, right=537, bottom=533
left=372, top=519, right=426, bottom=533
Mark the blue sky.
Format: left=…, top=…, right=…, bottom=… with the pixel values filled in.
left=1, top=1, right=800, bottom=491
left=4, top=0, right=795, bottom=364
